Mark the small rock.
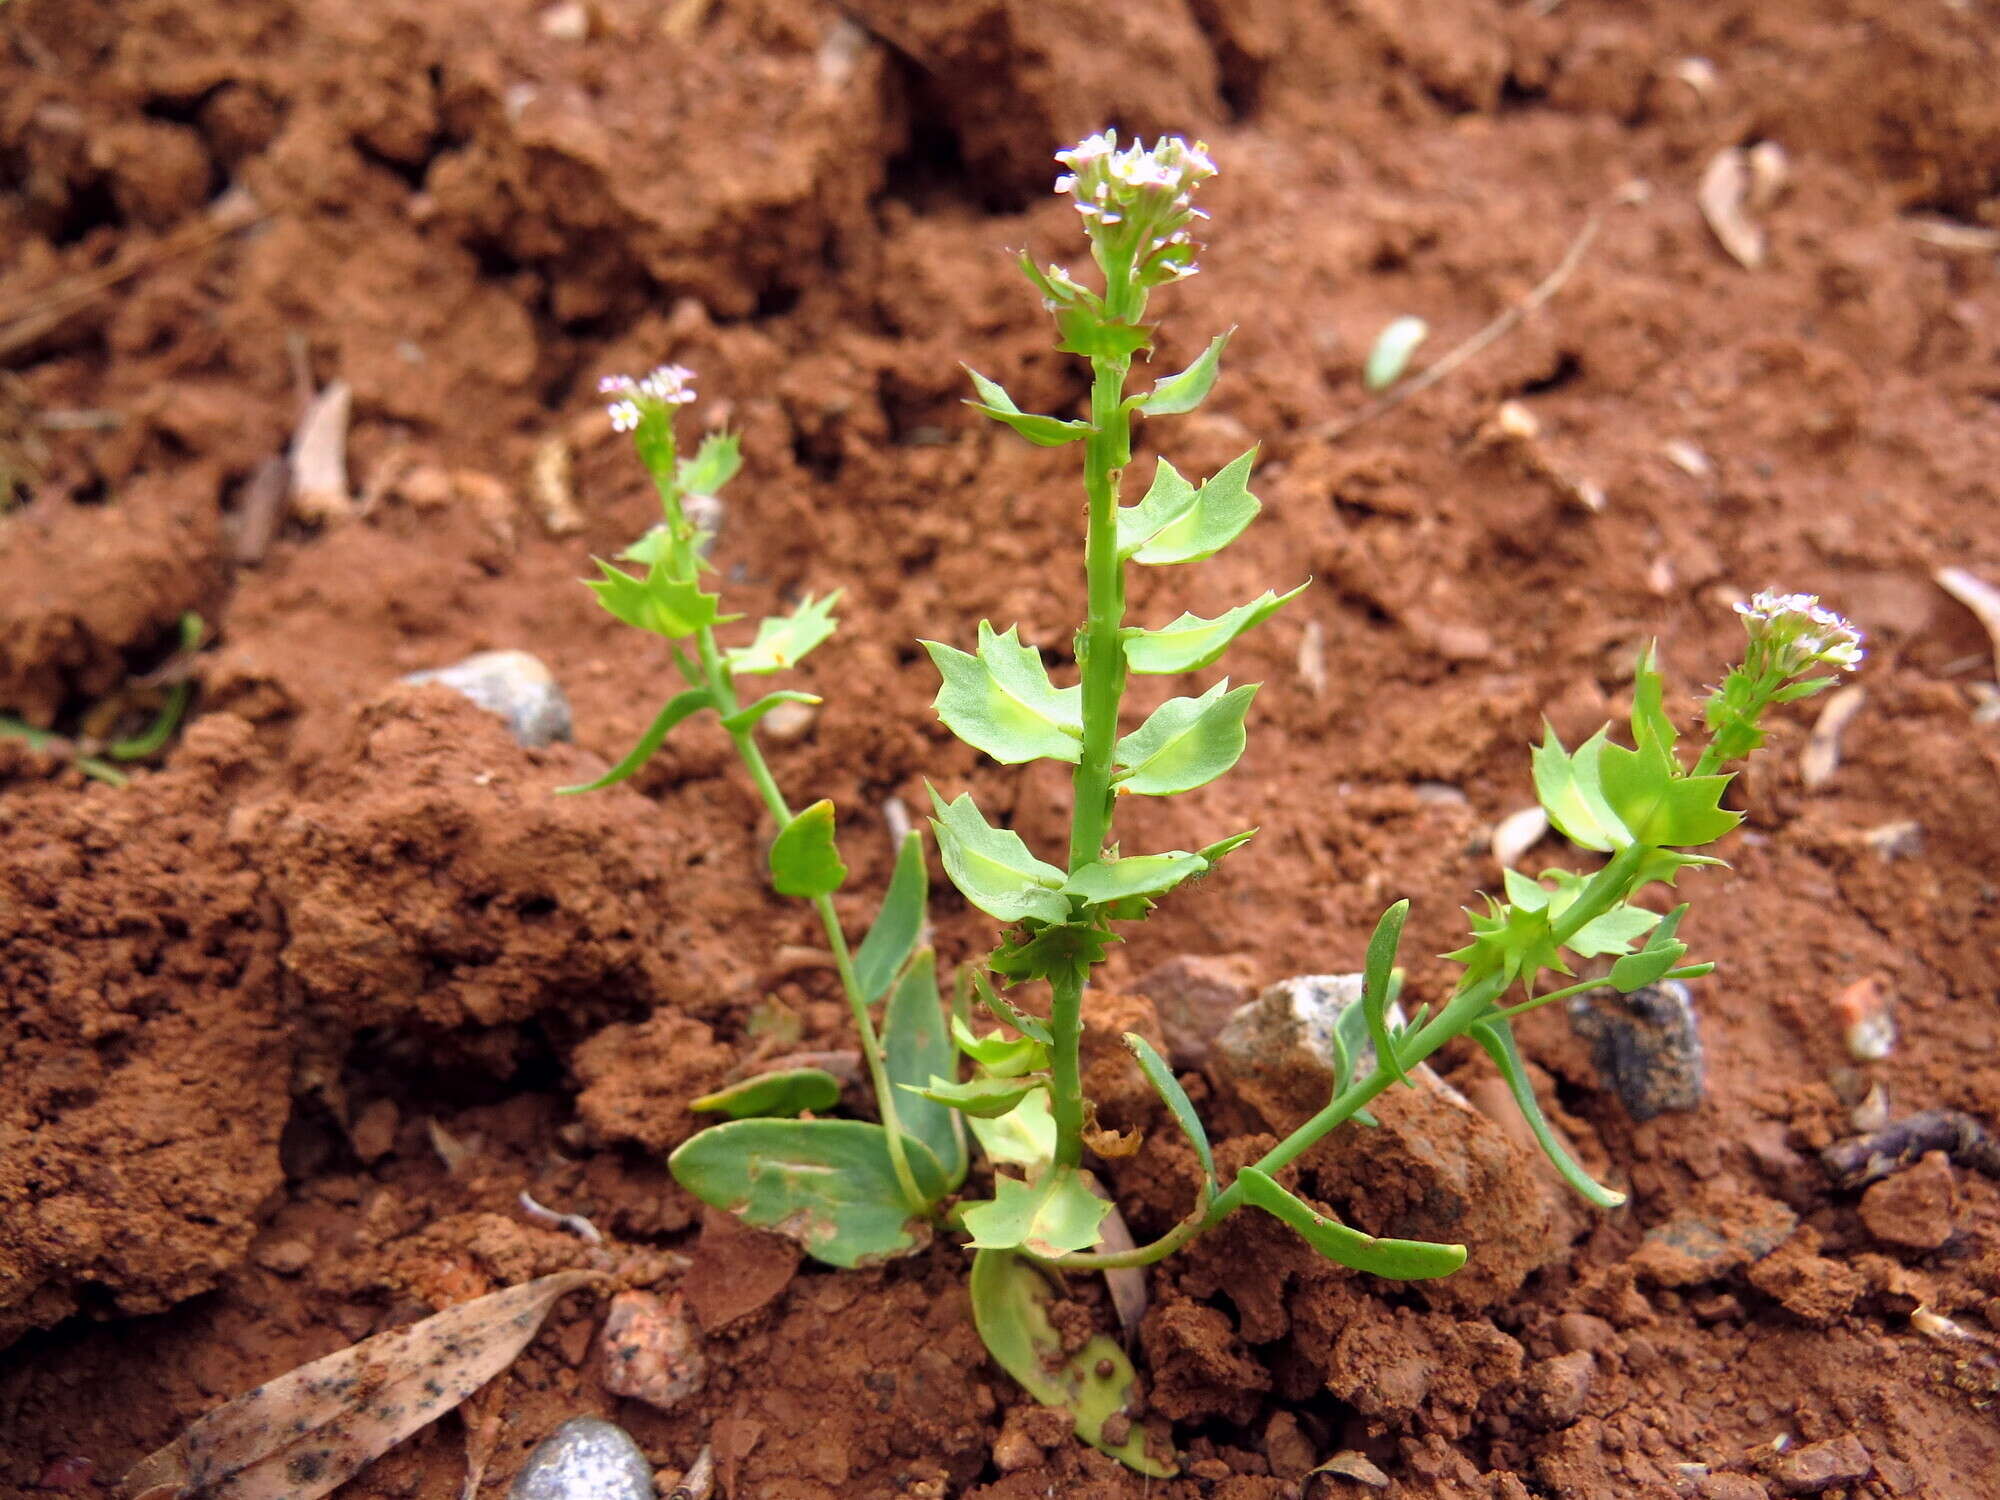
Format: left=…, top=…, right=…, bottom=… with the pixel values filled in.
left=990, top=1423, right=1041, bottom=1474
left=1136, top=953, right=1261, bottom=1068
left=1766, top=1434, right=1872, bottom=1495
left=403, top=650, right=573, bottom=748
left=1520, top=1350, right=1594, bottom=1429
left=253, top=1238, right=314, bottom=1275
left=597, top=1290, right=705, bottom=1412
left=1553, top=1312, right=1615, bottom=1353
left=1567, top=980, right=1704, bottom=1121
left=538, top=1, right=591, bottom=40
left=1629, top=1185, right=1797, bottom=1287
left=1696, top=1475, right=1769, bottom=1500
left=757, top=699, right=818, bottom=744
left=1831, top=976, right=1896, bottom=1062
left=509, top=1417, right=653, bottom=1500
left=1214, top=974, right=1568, bottom=1312
left=1262, top=1409, right=1317, bottom=1481
left=1859, top=1151, right=1958, bottom=1249
left=1212, top=973, right=1378, bottom=1125
left=349, top=1097, right=399, bottom=1163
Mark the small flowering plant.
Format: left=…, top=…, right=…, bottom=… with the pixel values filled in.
left=912, top=131, right=1863, bottom=1471
left=571, top=133, right=1863, bottom=1477
left=568, top=365, right=966, bottom=1265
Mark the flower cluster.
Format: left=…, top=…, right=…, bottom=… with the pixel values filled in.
left=1054, top=130, right=1217, bottom=286
left=1735, top=589, right=1865, bottom=673
left=600, top=364, right=697, bottom=431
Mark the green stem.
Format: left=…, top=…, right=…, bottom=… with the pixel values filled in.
left=1047, top=964, right=1087, bottom=1170
left=1065, top=353, right=1135, bottom=872
left=692, top=625, right=930, bottom=1215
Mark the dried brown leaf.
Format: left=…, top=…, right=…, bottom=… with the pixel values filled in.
left=124, top=1270, right=604, bottom=1500
left=1936, top=567, right=2000, bottom=682
left=1800, top=684, right=1865, bottom=790
left=1698, top=146, right=1764, bottom=269
left=288, top=380, right=355, bottom=524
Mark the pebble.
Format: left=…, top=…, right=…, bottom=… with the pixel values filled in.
left=1136, top=953, right=1261, bottom=1068
left=1767, top=1434, right=1873, bottom=1495
left=508, top=1417, right=654, bottom=1500
left=1212, top=973, right=1381, bottom=1123
left=1520, top=1350, right=1595, bottom=1429
left=403, top=650, right=573, bottom=748
left=1696, top=1474, right=1770, bottom=1500
left=1859, top=1151, right=1958, bottom=1249
left=1830, top=976, right=1896, bottom=1062
left=1567, top=980, right=1704, bottom=1121
left=1628, top=1187, right=1797, bottom=1287
left=597, top=1290, right=705, bottom=1411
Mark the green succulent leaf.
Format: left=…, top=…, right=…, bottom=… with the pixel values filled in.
left=1124, top=1032, right=1213, bottom=1183
left=690, top=1067, right=844, bottom=1119
left=1117, top=449, right=1260, bottom=565
left=922, top=622, right=1082, bottom=765
left=1122, top=583, right=1308, bottom=674
left=1063, top=851, right=1208, bottom=905
left=927, top=788, right=1069, bottom=924
left=667, top=1119, right=945, bottom=1268
left=616, top=525, right=678, bottom=570
left=1566, top=902, right=1662, bottom=959
left=967, top=1087, right=1057, bottom=1168
left=1114, top=680, right=1258, bottom=796
left=587, top=558, right=736, bottom=639
left=1362, top=899, right=1412, bottom=1088
left=962, top=1165, right=1111, bottom=1256
left=883, top=949, right=967, bottom=1189
left=1235, top=1167, right=1466, bottom=1279
left=964, top=366, right=1092, bottom=446
left=1132, top=328, right=1232, bottom=417
left=718, top=690, right=821, bottom=736
left=968, top=1250, right=1174, bottom=1476
left=725, top=593, right=841, bottom=675
left=677, top=431, right=742, bottom=496
left=1468, top=1019, right=1626, bottom=1208
left=854, top=830, right=929, bottom=1004
left=770, top=799, right=847, bottom=899
left=905, top=1072, right=1049, bottom=1119
left=558, top=687, right=713, bottom=794
left=1607, top=904, right=1691, bottom=993
left=951, top=1015, right=1047, bottom=1077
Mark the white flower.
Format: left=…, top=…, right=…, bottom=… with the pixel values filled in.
left=608, top=399, right=642, bottom=432
left=1735, top=589, right=1864, bottom=672
left=600, top=363, right=697, bottom=428
left=638, top=364, right=697, bottom=405
left=1052, top=128, right=1218, bottom=286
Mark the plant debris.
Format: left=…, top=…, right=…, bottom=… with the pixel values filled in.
left=1699, top=146, right=1767, bottom=269
left=1800, top=684, right=1865, bottom=790
left=123, top=1270, right=605, bottom=1500
left=1821, top=1110, right=2000, bottom=1190
left=1936, top=568, right=2000, bottom=683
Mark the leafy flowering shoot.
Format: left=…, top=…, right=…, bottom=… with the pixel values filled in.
left=1703, top=591, right=1865, bottom=770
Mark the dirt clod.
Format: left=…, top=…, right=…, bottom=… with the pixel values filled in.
left=596, top=1290, right=705, bottom=1412
left=1859, top=1152, right=1959, bottom=1250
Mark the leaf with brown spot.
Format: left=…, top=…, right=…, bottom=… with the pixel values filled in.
left=123, top=1271, right=605, bottom=1500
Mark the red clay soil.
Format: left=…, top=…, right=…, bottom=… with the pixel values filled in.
left=4, top=1, right=2000, bottom=1496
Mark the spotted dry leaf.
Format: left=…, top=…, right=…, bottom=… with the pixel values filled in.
left=124, top=1270, right=604, bottom=1500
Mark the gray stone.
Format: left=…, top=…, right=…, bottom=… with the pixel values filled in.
left=403, top=650, right=572, bottom=748
left=1566, top=979, right=1704, bottom=1122
left=509, top=1417, right=653, bottom=1500
left=1211, top=973, right=1381, bottom=1126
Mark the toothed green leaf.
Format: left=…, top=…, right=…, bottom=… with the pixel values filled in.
left=967, top=1087, right=1057, bottom=1167
left=923, top=623, right=1082, bottom=765
left=1117, top=449, right=1260, bottom=565
left=926, top=788, right=1068, bottom=924
left=1114, top=680, right=1257, bottom=796
left=1122, top=582, right=1309, bottom=674
left=1532, top=725, right=1626, bottom=852
left=725, top=592, right=841, bottom=675
left=962, top=1165, right=1110, bottom=1256
left=1063, top=851, right=1207, bottom=905
left=951, top=1015, right=1047, bottom=1076
left=676, top=431, right=741, bottom=496
left=964, top=366, right=1092, bottom=446
left=1132, top=329, right=1231, bottom=416
left=587, top=558, right=736, bottom=639
left=770, top=799, right=847, bottom=899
